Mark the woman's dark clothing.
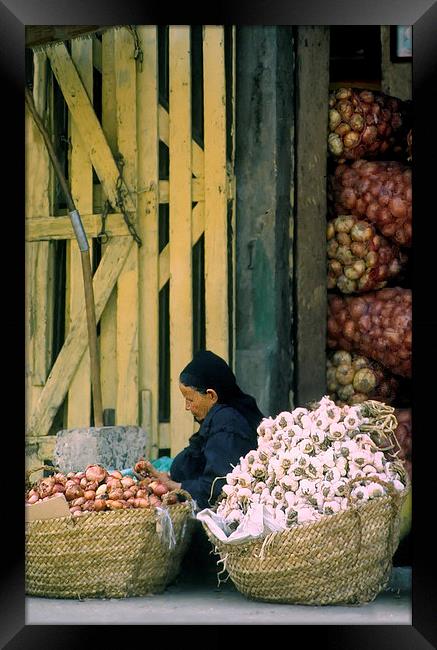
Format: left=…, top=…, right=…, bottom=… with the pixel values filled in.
left=179, top=350, right=264, bottom=431
left=170, top=403, right=259, bottom=509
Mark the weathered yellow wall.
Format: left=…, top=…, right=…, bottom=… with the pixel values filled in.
left=25, top=26, right=234, bottom=470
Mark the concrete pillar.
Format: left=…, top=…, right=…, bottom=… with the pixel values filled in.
left=235, top=27, right=294, bottom=418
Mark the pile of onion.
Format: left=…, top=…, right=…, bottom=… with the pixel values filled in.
left=328, top=88, right=411, bottom=163
left=327, top=215, right=407, bottom=293
left=327, top=287, right=412, bottom=378
left=330, top=160, right=412, bottom=248
left=327, top=350, right=400, bottom=407
left=25, top=461, right=187, bottom=516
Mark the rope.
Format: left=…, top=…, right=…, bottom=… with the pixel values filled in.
left=208, top=475, right=227, bottom=507
left=259, top=531, right=278, bottom=561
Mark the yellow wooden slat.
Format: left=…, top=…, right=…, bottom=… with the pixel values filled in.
left=26, top=435, right=56, bottom=462
left=67, top=38, right=93, bottom=428
left=158, top=104, right=204, bottom=179
left=158, top=202, right=205, bottom=291
left=27, top=237, right=134, bottom=437
left=158, top=178, right=204, bottom=203
left=26, top=213, right=129, bottom=241
left=169, top=26, right=194, bottom=455
left=230, top=26, right=237, bottom=368
left=46, top=42, right=136, bottom=213
left=137, top=26, right=160, bottom=456
left=203, top=26, right=229, bottom=360
left=93, top=36, right=102, bottom=72
left=114, top=27, right=139, bottom=425
left=25, top=51, right=54, bottom=430
left=100, top=28, right=118, bottom=417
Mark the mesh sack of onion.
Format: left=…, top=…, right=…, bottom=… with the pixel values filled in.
left=327, top=214, right=407, bottom=294
left=327, top=350, right=400, bottom=407
left=25, top=460, right=195, bottom=598
left=199, top=397, right=409, bottom=605
left=330, top=160, right=412, bottom=248
left=327, top=88, right=411, bottom=163
left=327, top=287, right=411, bottom=378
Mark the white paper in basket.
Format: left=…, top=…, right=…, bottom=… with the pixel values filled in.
left=196, top=503, right=284, bottom=545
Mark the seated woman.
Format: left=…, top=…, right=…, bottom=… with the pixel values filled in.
left=150, top=349, right=264, bottom=510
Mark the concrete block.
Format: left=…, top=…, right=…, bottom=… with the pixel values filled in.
left=53, top=426, right=149, bottom=474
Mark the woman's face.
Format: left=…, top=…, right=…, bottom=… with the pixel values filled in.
left=179, top=382, right=217, bottom=423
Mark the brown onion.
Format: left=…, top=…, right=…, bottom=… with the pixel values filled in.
left=85, top=464, right=107, bottom=484
left=93, top=499, right=107, bottom=512
left=108, top=488, right=124, bottom=501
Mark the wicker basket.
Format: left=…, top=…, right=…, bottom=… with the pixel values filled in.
left=202, top=478, right=409, bottom=605
left=26, top=500, right=194, bottom=599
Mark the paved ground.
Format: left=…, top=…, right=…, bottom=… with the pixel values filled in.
left=26, top=566, right=411, bottom=626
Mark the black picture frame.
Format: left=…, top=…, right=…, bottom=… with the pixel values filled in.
left=3, top=0, right=437, bottom=647
left=390, top=24, right=413, bottom=62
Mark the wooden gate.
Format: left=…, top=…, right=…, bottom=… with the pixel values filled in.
left=25, top=25, right=235, bottom=472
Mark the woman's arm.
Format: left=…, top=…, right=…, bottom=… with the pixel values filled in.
left=178, top=427, right=253, bottom=509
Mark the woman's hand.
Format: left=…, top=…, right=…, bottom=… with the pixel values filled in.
left=159, top=477, right=182, bottom=492
left=143, top=460, right=181, bottom=490
left=143, top=460, right=170, bottom=482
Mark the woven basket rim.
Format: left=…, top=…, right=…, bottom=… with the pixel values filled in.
left=26, top=500, right=193, bottom=527
left=204, top=483, right=409, bottom=550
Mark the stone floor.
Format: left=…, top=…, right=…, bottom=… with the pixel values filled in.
left=26, top=565, right=411, bottom=626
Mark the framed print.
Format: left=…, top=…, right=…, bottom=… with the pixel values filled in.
left=3, top=0, right=437, bottom=648
left=391, top=25, right=413, bottom=61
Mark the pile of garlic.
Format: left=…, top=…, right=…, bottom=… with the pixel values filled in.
left=216, top=396, right=405, bottom=530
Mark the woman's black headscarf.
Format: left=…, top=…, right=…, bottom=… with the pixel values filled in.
left=179, top=350, right=264, bottom=432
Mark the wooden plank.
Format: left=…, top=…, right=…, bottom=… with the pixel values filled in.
left=26, top=435, right=56, bottom=461
left=25, top=26, right=105, bottom=49
left=203, top=26, right=229, bottom=361
left=169, top=26, right=194, bottom=455
left=137, top=26, right=160, bottom=453
left=158, top=104, right=204, bottom=179
left=140, top=390, right=154, bottom=459
left=66, top=38, right=93, bottom=428
left=230, top=26, right=237, bottom=369
left=100, top=28, right=119, bottom=417
left=158, top=202, right=205, bottom=291
left=26, top=236, right=134, bottom=437
left=26, top=213, right=129, bottom=241
left=46, top=42, right=136, bottom=213
left=93, top=36, right=102, bottom=73
left=158, top=178, right=203, bottom=203
left=295, top=27, right=330, bottom=405
left=158, top=423, right=170, bottom=451
left=25, top=51, right=54, bottom=429
left=114, top=27, right=139, bottom=425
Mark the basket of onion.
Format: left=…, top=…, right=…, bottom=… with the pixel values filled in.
left=25, top=460, right=195, bottom=599
left=200, top=398, right=410, bottom=605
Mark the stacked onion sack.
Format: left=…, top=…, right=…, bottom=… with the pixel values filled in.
left=327, top=350, right=400, bottom=407
left=327, top=288, right=412, bottom=379
left=327, top=214, right=408, bottom=293
left=202, top=397, right=409, bottom=605
left=328, top=88, right=411, bottom=163
left=25, top=459, right=189, bottom=513
left=330, top=160, right=412, bottom=248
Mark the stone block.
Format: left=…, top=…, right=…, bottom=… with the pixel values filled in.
left=53, top=426, right=149, bottom=474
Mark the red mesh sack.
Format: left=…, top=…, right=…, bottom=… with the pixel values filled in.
left=327, top=287, right=412, bottom=378
left=328, top=88, right=411, bottom=162
left=330, top=160, right=412, bottom=248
